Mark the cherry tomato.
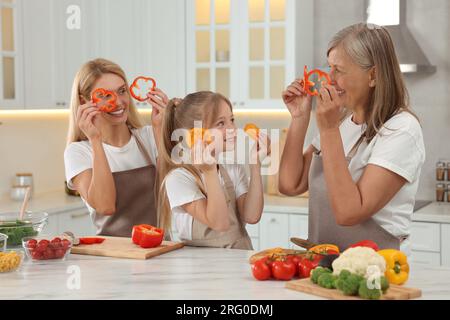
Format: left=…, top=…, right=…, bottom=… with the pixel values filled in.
left=26, top=239, right=37, bottom=249
left=271, top=260, right=296, bottom=281
left=54, top=249, right=65, bottom=259
left=298, top=258, right=315, bottom=278
left=251, top=258, right=272, bottom=281
left=38, top=239, right=49, bottom=248
left=36, top=243, right=47, bottom=253
left=31, top=251, right=43, bottom=260
left=61, top=239, right=71, bottom=250
left=43, top=248, right=54, bottom=260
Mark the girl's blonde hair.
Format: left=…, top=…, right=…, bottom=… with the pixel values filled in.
left=157, top=91, right=232, bottom=233
left=327, top=23, right=418, bottom=142
left=66, top=58, right=143, bottom=145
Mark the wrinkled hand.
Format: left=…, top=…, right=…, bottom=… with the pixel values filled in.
left=316, top=84, right=346, bottom=133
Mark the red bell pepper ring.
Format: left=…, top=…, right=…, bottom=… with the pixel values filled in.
left=129, top=76, right=157, bottom=102
left=348, top=240, right=379, bottom=251
left=79, top=237, right=105, bottom=245
left=91, top=88, right=118, bottom=112
left=300, top=65, right=331, bottom=96
left=131, top=224, right=164, bottom=248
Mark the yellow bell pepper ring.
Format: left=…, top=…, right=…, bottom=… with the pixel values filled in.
left=378, top=249, right=410, bottom=285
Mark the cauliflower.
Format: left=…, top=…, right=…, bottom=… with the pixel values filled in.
left=332, top=247, right=386, bottom=277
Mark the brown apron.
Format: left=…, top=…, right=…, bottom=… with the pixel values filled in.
left=93, top=130, right=157, bottom=237
left=308, top=141, right=400, bottom=250
left=184, top=165, right=253, bottom=250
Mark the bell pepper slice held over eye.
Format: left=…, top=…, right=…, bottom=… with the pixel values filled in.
left=129, top=76, right=157, bottom=102
left=131, top=224, right=164, bottom=249
left=244, top=123, right=260, bottom=141
left=91, top=88, right=118, bottom=112
left=377, top=249, right=410, bottom=285
left=300, top=65, right=331, bottom=96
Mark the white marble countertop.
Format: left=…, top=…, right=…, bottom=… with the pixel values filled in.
left=1, top=247, right=450, bottom=300
left=413, top=202, right=450, bottom=224
left=0, top=189, right=84, bottom=215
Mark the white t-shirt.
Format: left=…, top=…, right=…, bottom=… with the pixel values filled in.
left=64, top=126, right=158, bottom=215
left=164, top=165, right=249, bottom=241
left=311, top=112, right=425, bottom=255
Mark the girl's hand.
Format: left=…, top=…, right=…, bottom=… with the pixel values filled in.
left=191, top=140, right=217, bottom=174
left=147, top=88, right=169, bottom=128
left=250, top=132, right=271, bottom=166
left=282, top=79, right=313, bottom=119
left=316, top=84, right=346, bottom=133
left=77, top=102, right=102, bottom=142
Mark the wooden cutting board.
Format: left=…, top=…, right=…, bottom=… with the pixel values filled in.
left=286, top=278, right=422, bottom=300
left=70, top=236, right=184, bottom=260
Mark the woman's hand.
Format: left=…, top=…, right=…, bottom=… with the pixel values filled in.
left=250, top=132, right=271, bottom=167
left=147, top=88, right=169, bottom=128
left=316, top=84, right=346, bottom=133
left=77, top=102, right=102, bottom=142
left=191, top=140, right=217, bottom=174
left=282, top=79, right=313, bottom=119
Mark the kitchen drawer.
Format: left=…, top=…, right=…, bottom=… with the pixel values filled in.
left=441, top=224, right=450, bottom=267
left=246, top=223, right=259, bottom=238
left=410, top=250, right=441, bottom=267
left=411, top=222, right=440, bottom=252
left=250, top=237, right=260, bottom=251
left=288, top=214, right=308, bottom=249
left=58, top=209, right=96, bottom=236
left=259, top=212, right=289, bottom=249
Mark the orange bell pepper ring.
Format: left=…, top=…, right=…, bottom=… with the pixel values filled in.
left=300, top=66, right=331, bottom=96
left=91, top=88, right=118, bottom=113
left=244, top=123, right=260, bottom=141
left=129, top=76, right=157, bottom=102
left=186, top=128, right=213, bottom=148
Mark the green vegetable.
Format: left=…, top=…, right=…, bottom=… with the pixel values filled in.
left=358, top=279, right=382, bottom=300
left=317, top=273, right=337, bottom=289
left=380, top=276, right=389, bottom=293
left=0, top=220, right=37, bottom=246
left=310, top=267, right=331, bottom=284
left=334, top=270, right=351, bottom=291
left=336, top=273, right=364, bottom=296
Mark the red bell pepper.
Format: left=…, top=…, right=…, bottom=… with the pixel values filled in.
left=79, top=237, right=105, bottom=245
left=129, top=76, right=157, bottom=102
left=300, top=65, right=331, bottom=96
left=131, top=224, right=164, bottom=248
left=348, top=240, right=379, bottom=251
left=91, top=88, right=118, bottom=112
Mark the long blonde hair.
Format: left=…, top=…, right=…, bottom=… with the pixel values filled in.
left=157, top=91, right=232, bottom=233
left=66, top=58, right=143, bottom=145
left=327, top=23, right=418, bottom=142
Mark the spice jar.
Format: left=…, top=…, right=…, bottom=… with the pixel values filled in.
left=447, top=163, right=450, bottom=181
left=436, top=183, right=446, bottom=202
left=436, top=162, right=446, bottom=181
left=447, top=184, right=450, bottom=203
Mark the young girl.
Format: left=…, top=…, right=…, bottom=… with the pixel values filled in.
left=158, top=91, right=270, bottom=249
left=64, top=58, right=168, bottom=237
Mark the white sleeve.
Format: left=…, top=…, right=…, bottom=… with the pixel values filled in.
left=311, top=133, right=320, bottom=151
left=64, top=143, right=93, bottom=190
left=368, top=128, right=425, bottom=183
left=165, top=169, right=206, bottom=210
left=234, top=165, right=249, bottom=199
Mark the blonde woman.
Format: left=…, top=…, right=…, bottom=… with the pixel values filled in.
left=158, top=92, right=270, bottom=249
left=279, top=23, right=425, bottom=254
left=64, top=58, right=168, bottom=236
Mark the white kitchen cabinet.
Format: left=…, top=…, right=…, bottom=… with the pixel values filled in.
left=259, top=212, right=289, bottom=249
left=288, top=214, right=308, bottom=249
left=411, top=222, right=441, bottom=253
left=410, top=251, right=441, bottom=267
left=441, top=224, right=450, bottom=267
left=186, top=0, right=313, bottom=109
left=250, top=237, right=259, bottom=251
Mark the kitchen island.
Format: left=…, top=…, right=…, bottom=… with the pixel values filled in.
left=1, top=247, right=450, bottom=300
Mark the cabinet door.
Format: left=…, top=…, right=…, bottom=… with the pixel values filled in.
left=411, top=222, right=441, bottom=252
left=288, top=214, right=308, bottom=249
left=259, top=212, right=289, bottom=249
left=57, top=208, right=96, bottom=236
left=410, top=250, right=441, bottom=267
left=441, top=224, right=450, bottom=267
left=0, top=0, right=24, bottom=108
left=186, top=0, right=237, bottom=102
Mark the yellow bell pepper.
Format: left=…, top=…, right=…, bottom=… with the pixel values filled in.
left=377, top=249, right=409, bottom=285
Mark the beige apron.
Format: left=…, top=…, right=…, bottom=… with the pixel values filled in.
left=93, top=130, right=157, bottom=237
left=308, top=140, right=400, bottom=250
left=184, top=165, right=253, bottom=250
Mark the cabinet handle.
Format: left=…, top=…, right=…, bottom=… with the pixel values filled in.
left=270, top=218, right=277, bottom=223
left=71, top=212, right=89, bottom=219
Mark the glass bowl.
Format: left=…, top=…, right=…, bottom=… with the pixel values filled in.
left=0, top=250, right=24, bottom=273
left=0, top=211, right=48, bottom=247
left=22, top=235, right=72, bottom=262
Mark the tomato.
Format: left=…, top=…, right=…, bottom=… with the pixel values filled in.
left=298, top=258, right=315, bottom=278
left=251, top=258, right=272, bottom=281
left=38, top=239, right=49, bottom=247
left=43, top=248, right=54, bottom=260
left=271, top=260, right=296, bottom=281
left=31, top=251, right=43, bottom=260
left=54, top=249, right=65, bottom=259
left=26, top=239, right=37, bottom=249
left=285, top=255, right=302, bottom=274
left=36, top=243, right=47, bottom=253
left=61, top=239, right=71, bottom=250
